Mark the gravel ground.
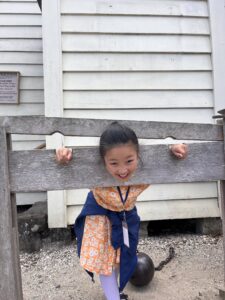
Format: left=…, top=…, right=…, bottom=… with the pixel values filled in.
left=21, top=234, right=224, bottom=300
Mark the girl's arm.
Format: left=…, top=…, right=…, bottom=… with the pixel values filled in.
left=170, top=144, right=188, bottom=159
left=55, top=147, right=73, bottom=164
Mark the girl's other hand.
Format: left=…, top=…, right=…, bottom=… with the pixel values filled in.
left=170, top=144, right=188, bottom=159
left=55, top=147, right=73, bottom=164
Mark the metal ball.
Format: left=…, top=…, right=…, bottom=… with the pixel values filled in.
left=129, top=252, right=155, bottom=287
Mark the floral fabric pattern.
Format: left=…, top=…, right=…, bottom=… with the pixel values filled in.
left=80, top=184, right=149, bottom=275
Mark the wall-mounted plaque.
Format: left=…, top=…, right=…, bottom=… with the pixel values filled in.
left=0, top=72, right=20, bottom=104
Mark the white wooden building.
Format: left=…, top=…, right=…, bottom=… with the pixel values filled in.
left=1, top=0, right=225, bottom=228
left=0, top=0, right=46, bottom=205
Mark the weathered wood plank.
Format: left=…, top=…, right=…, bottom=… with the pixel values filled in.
left=221, top=179, right=225, bottom=283
left=0, top=116, right=223, bottom=141
left=9, top=142, right=225, bottom=192
left=0, top=128, right=23, bottom=300
left=220, top=115, right=225, bottom=283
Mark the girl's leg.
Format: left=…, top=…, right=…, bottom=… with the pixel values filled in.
left=99, top=270, right=120, bottom=300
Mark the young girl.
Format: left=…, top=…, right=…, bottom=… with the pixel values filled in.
left=56, top=121, right=188, bottom=300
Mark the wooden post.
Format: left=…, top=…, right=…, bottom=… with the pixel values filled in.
left=216, top=111, right=225, bottom=298
left=0, top=127, right=23, bottom=300
left=220, top=180, right=225, bottom=298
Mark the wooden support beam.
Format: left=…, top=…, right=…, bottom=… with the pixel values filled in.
left=219, top=112, right=225, bottom=298
left=0, top=113, right=224, bottom=298
left=0, top=128, right=23, bottom=300
left=8, top=142, right=225, bottom=192
left=0, top=116, right=223, bottom=141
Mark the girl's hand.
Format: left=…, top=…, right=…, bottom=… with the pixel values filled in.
left=170, top=144, right=188, bottom=159
left=55, top=147, right=73, bottom=164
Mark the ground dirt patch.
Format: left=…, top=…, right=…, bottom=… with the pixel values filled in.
left=21, top=234, right=223, bottom=300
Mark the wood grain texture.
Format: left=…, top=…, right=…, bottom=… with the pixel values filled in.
left=220, top=118, right=225, bottom=282
left=8, top=142, right=225, bottom=192
left=0, top=116, right=223, bottom=140
left=0, top=128, right=23, bottom=300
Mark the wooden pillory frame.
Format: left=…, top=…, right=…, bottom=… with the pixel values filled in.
left=0, top=111, right=225, bottom=300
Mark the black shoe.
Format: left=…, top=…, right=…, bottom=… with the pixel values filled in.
left=120, top=292, right=129, bottom=300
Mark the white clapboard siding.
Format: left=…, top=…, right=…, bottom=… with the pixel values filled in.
left=3, top=0, right=36, bottom=1
left=11, top=134, right=45, bottom=167
left=66, top=182, right=218, bottom=205
left=20, top=90, right=44, bottom=103
left=67, top=198, right=219, bottom=224
left=61, top=15, right=210, bottom=35
left=0, top=14, right=41, bottom=26
left=11, top=134, right=45, bottom=142
left=61, top=0, right=208, bottom=17
left=16, top=193, right=46, bottom=205
left=0, top=1, right=45, bottom=205
left=1, top=52, right=43, bottom=64
left=62, top=34, right=211, bottom=53
left=0, top=65, right=43, bottom=76
left=0, top=39, right=42, bottom=52
left=63, top=137, right=208, bottom=148
left=20, top=77, right=44, bottom=90
left=0, top=2, right=39, bottom=13
left=0, top=104, right=44, bottom=116
left=63, top=53, right=212, bottom=72
left=11, top=135, right=45, bottom=151
left=63, top=72, right=212, bottom=90
left=64, top=90, right=213, bottom=109
left=0, top=27, right=42, bottom=39
left=12, top=141, right=44, bottom=150
left=43, top=0, right=219, bottom=226
left=64, top=108, right=214, bottom=123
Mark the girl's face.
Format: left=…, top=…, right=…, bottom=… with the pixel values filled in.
left=104, top=143, right=138, bottom=182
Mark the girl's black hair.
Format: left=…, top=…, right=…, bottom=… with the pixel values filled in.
left=99, top=121, right=139, bottom=158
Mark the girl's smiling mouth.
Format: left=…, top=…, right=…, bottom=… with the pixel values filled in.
left=116, top=172, right=132, bottom=181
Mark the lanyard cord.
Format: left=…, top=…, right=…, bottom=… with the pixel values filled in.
left=117, top=186, right=130, bottom=205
